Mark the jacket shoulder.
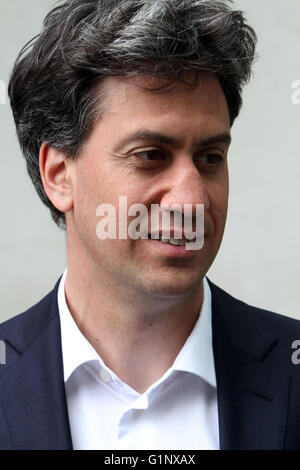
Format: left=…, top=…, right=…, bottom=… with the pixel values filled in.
left=208, top=279, right=300, bottom=339
left=0, top=277, right=61, bottom=353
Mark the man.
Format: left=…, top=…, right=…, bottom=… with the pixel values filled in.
left=1, top=0, right=300, bottom=450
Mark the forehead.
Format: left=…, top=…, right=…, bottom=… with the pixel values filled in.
left=83, top=73, right=231, bottom=156
left=99, top=72, right=230, bottom=127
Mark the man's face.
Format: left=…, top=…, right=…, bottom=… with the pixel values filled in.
left=66, top=73, right=231, bottom=299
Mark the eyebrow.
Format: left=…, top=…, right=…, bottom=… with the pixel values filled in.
left=114, top=130, right=232, bottom=151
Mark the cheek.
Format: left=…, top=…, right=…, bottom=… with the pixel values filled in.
left=208, top=181, right=229, bottom=226
left=215, top=192, right=229, bottom=223
left=71, top=170, right=103, bottom=240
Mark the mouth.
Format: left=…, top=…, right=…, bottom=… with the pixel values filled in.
left=151, top=234, right=197, bottom=246
left=145, top=232, right=201, bottom=257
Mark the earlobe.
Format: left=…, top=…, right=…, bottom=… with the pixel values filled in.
left=39, top=143, right=74, bottom=214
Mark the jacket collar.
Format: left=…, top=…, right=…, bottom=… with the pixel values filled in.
left=0, top=277, right=73, bottom=450
left=209, top=280, right=289, bottom=450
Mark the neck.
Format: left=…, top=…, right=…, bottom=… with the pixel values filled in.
left=64, top=239, right=204, bottom=394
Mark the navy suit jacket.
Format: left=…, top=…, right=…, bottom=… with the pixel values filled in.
left=1, top=277, right=300, bottom=450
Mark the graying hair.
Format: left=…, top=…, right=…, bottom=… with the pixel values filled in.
left=8, top=0, right=257, bottom=228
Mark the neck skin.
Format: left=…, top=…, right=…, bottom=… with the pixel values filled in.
left=64, top=232, right=204, bottom=395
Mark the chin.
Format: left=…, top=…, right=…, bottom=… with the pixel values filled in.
left=139, top=273, right=204, bottom=300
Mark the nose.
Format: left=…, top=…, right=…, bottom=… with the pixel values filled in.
left=159, top=157, right=210, bottom=215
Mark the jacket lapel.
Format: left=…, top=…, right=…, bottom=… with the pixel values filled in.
left=209, top=280, right=290, bottom=450
left=0, top=279, right=73, bottom=450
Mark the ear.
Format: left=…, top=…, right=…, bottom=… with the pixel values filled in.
left=39, top=142, right=74, bottom=214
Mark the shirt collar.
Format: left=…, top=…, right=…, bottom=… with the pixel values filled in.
left=171, top=277, right=216, bottom=388
left=58, top=269, right=99, bottom=382
left=58, top=269, right=216, bottom=388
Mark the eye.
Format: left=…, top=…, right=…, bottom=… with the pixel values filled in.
left=196, top=153, right=224, bottom=167
left=132, top=149, right=166, bottom=164
left=135, top=149, right=165, bottom=160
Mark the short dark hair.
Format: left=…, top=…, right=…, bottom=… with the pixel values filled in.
left=8, top=0, right=257, bottom=228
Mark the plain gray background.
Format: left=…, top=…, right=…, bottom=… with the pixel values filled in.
left=0, top=0, right=299, bottom=323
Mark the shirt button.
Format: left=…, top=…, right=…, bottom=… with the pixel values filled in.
left=99, top=369, right=111, bottom=382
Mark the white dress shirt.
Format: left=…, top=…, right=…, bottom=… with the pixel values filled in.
left=58, top=269, right=219, bottom=450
